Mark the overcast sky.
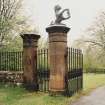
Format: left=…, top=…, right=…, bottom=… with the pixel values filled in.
left=23, top=0, right=105, bottom=45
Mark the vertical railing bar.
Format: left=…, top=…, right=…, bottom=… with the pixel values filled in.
left=68, top=48, right=70, bottom=71
left=48, top=49, right=49, bottom=91
left=80, top=50, right=81, bottom=89
left=13, top=52, right=14, bottom=71
left=67, top=48, right=69, bottom=71
left=14, top=52, right=16, bottom=71
left=17, top=52, right=19, bottom=71
left=16, top=52, right=18, bottom=71
left=46, top=49, right=47, bottom=91
left=8, top=51, right=9, bottom=71
left=21, top=52, right=22, bottom=71
left=19, top=52, right=21, bottom=71
left=75, top=49, right=77, bottom=92
left=37, top=49, right=38, bottom=90
left=74, top=48, right=76, bottom=93
left=22, top=51, right=23, bottom=71
left=75, top=49, right=76, bottom=72
left=40, top=49, right=42, bottom=91
left=47, top=49, right=49, bottom=91
left=76, top=49, right=78, bottom=91
left=72, top=48, right=74, bottom=95
left=8, top=52, right=9, bottom=71
left=20, top=52, right=22, bottom=71
left=0, top=52, right=1, bottom=71
left=2, top=52, right=3, bottom=71
left=3, top=52, right=4, bottom=71
left=5, top=52, right=6, bottom=71
left=44, top=49, right=45, bottom=91
left=71, top=48, right=72, bottom=72
left=72, top=48, right=74, bottom=72
left=44, top=49, right=46, bottom=91
left=39, top=49, right=41, bottom=91
left=18, top=52, right=20, bottom=70
left=70, top=48, right=73, bottom=71
left=1, top=52, right=2, bottom=71
left=4, top=52, right=5, bottom=71
left=71, top=48, right=73, bottom=93
left=15, top=52, right=16, bottom=71
left=43, top=49, right=45, bottom=91
left=17, top=52, right=19, bottom=70
left=78, top=50, right=80, bottom=90
left=68, top=48, right=70, bottom=94
left=46, top=49, right=48, bottom=91
left=81, top=51, right=83, bottom=89
left=73, top=48, right=75, bottom=72
left=4, top=52, right=6, bottom=71
left=6, top=52, right=8, bottom=71
left=10, top=52, right=13, bottom=70
left=11, top=52, right=13, bottom=71
left=41, top=49, right=43, bottom=91
left=67, top=48, right=68, bottom=71
left=45, top=49, right=47, bottom=91
left=5, top=52, right=7, bottom=71
left=42, top=49, right=43, bottom=91
left=79, top=50, right=82, bottom=89
left=69, top=48, right=71, bottom=71
left=38, top=49, right=40, bottom=91
left=0, top=52, right=2, bottom=71
left=9, top=51, right=11, bottom=71
left=78, top=49, right=80, bottom=90
left=37, top=49, right=40, bottom=90
left=7, top=52, right=8, bottom=71
left=76, top=49, right=78, bottom=72
left=19, top=52, right=20, bottom=71
left=77, top=49, right=78, bottom=70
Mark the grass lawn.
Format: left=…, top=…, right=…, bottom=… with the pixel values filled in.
left=0, top=73, right=105, bottom=105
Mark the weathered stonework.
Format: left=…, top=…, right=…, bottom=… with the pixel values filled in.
left=0, top=71, right=23, bottom=85
left=21, top=34, right=40, bottom=91
left=46, top=25, right=70, bottom=94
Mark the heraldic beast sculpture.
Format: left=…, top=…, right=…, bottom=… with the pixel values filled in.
left=51, top=5, right=71, bottom=25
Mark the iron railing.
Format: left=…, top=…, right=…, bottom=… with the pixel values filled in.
left=66, top=48, right=83, bottom=96
left=37, top=49, right=49, bottom=92
left=0, top=48, right=83, bottom=96
left=0, top=52, right=23, bottom=71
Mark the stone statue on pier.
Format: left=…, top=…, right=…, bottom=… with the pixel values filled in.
left=51, top=5, right=71, bottom=25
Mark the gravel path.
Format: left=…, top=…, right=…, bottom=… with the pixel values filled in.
left=71, top=86, right=105, bottom=105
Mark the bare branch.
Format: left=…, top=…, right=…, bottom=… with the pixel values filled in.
left=0, top=0, right=23, bottom=46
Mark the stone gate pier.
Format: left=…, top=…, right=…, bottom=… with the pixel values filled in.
left=21, top=34, right=40, bottom=91
left=46, top=25, right=70, bottom=94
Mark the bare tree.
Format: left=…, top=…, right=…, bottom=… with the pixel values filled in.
left=74, top=11, right=105, bottom=67
left=0, top=0, right=23, bottom=46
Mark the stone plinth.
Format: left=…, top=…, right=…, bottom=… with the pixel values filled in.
left=20, top=34, right=40, bottom=91
left=46, top=25, right=70, bottom=94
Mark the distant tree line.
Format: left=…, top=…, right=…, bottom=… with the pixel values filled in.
left=73, top=11, right=105, bottom=70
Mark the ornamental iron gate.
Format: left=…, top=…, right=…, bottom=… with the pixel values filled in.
left=37, top=48, right=83, bottom=96
left=37, top=49, right=50, bottom=92
left=66, top=48, right=83, bottom=96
